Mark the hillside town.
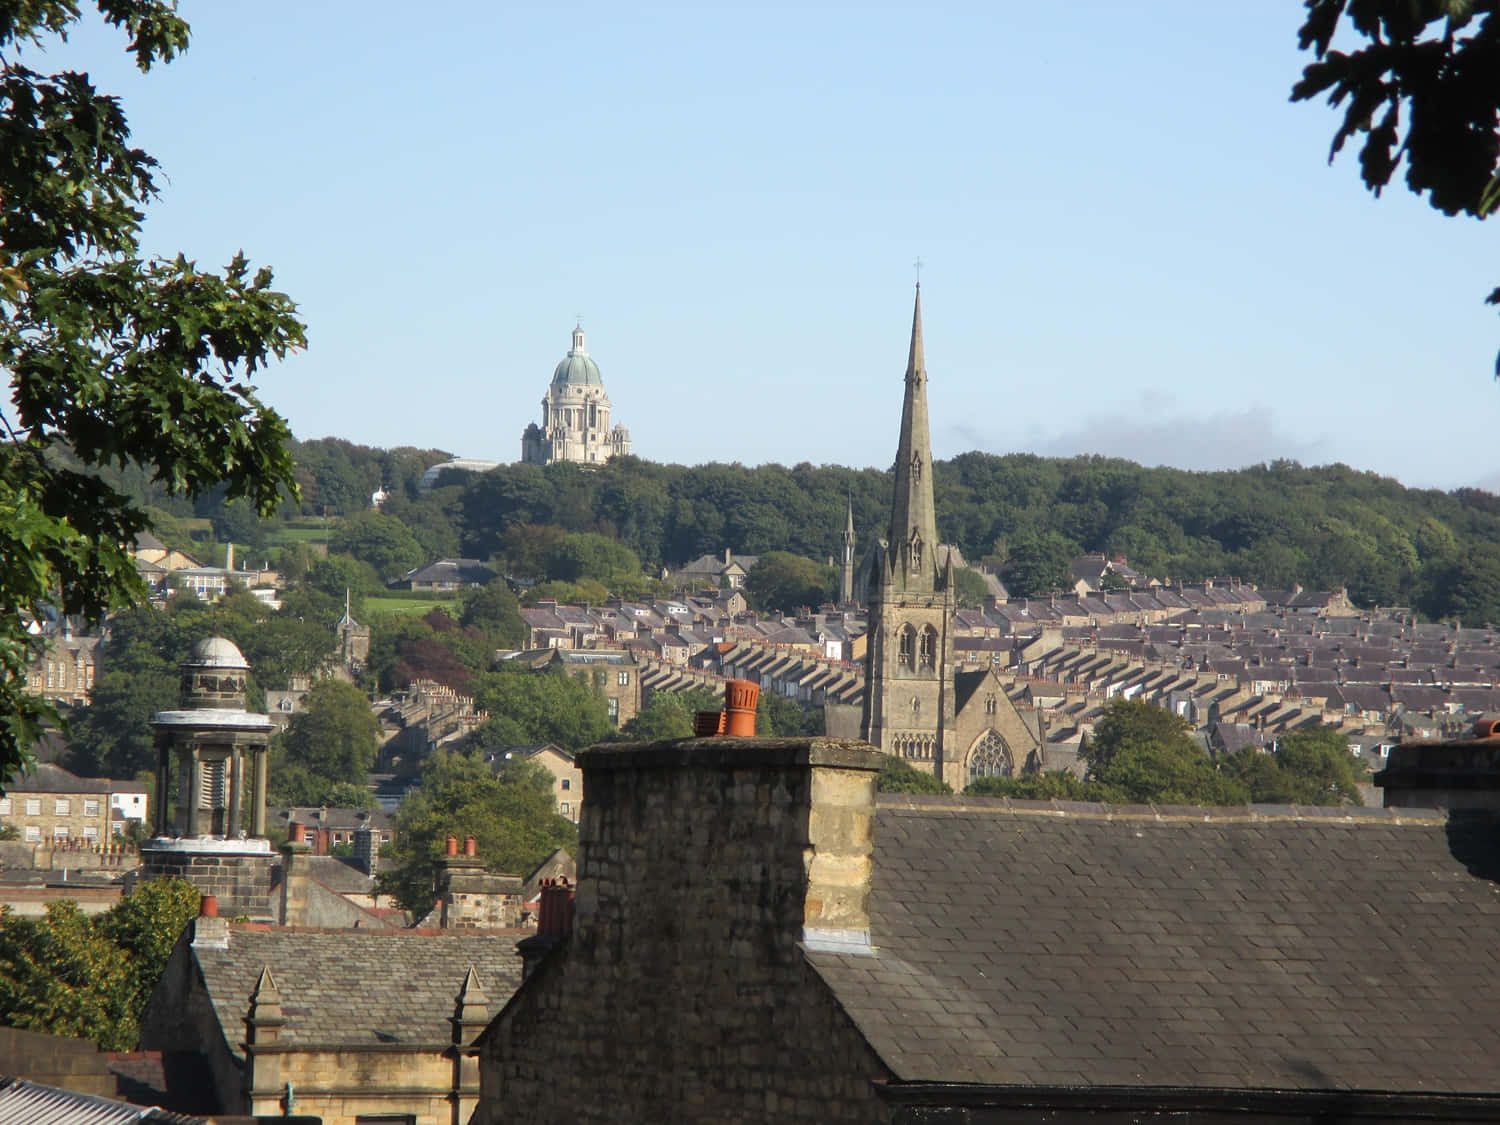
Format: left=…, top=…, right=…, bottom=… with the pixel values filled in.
left=9, top=2, right=1500, bottom=1118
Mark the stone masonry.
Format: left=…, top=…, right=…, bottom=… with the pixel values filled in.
left=472, top=736, right=893, bottom=1124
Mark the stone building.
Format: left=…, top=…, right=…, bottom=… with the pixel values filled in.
left=520, top=324, right=631, bottom=466
left=22, top=626, right=100, bottom=707
left=470, top=729, right=1500, bottom=1124
left=853, top=287, right=1040, bottom=789
left=0, top=763, right=113, bottom=845
left=140, top=916, right=521, bottom=1124
left=140, top=637, right=277, bottom=919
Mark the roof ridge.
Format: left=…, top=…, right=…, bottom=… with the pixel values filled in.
left=873, top=794, right=1448, bottom=824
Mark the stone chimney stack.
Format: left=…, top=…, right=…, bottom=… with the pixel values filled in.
left=572, top=736, right=885, bottom=970
left=279, top=836, right=312, bottom=926
left=353, top=816, right=380, bottom=876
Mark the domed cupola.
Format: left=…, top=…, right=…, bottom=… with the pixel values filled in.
left=551, top=324, right=604, bottom=387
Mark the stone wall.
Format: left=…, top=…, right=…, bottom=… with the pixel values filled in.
left=473, top=736, right=892, bottom=1124
left=140, top=846, right=275, bottom=921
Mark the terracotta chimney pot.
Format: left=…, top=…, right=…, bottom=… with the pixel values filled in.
left=464, top=834, right=478, bottom=857
left=724, top=678, right=760, bottom=737
left=200, top=894, right=218, bottom=918
left=446, top=833, right=459, bottom=857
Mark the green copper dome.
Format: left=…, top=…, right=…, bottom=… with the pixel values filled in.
left=552, top=324, right=604, bottom=388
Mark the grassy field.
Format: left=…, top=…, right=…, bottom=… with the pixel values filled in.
left=363, top=595, right=456, bottom=618
left=269, top=526, right=333, bottom=543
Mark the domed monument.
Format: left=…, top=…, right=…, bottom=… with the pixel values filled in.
left=520, top=324, right=631, bottom=466
left=141, top=636, right=277, bottom=919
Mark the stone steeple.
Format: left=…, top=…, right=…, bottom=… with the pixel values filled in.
left=862, top=284, right=958, bottom=787
left=840, top=497, right=856, bottom=606
left=885, top=284, right=942, bottom=593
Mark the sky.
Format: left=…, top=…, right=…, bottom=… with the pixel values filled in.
left=30, top=2, right=1500, bottom=491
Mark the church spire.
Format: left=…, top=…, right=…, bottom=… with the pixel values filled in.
left=887, top=284, right=940, bottom=592
left=840, top=495, right=856, bottom=606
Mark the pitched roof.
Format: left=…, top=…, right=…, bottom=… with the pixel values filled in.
left=809, top=800, right=1500, bottom=1093
left=189, top=927, right=522, bottom=1057
left=8, top=763, right=112, bottom=795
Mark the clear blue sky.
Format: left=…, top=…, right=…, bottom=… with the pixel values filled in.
left=37, top=2, right=1500, bottom=490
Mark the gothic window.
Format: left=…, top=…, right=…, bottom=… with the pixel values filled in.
left=911, top=451, right=923, bottom=482
left=898, top=626, right=915, bottom=667
left=968, top=730, right=1014, bottom=781
left=919, top=626, right=938, bottom=669
left=911, top=537, right=923, bottom=573
left=893, top=733, right=936, bottom=760
left=985, top=694, right=997, bottom=715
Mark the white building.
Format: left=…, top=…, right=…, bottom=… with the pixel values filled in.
left=520, top=324, right=631, bottom=466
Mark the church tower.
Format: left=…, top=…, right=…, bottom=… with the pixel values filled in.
left=862, top=285, right=958, bottom=784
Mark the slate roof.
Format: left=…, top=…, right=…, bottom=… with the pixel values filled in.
left=190, top=927, right=523, bottom=1057
left=809, top=800, right=1500, bottom=1093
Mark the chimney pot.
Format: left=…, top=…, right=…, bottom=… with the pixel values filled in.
left=288, top=821, right=306, bottom=844
left=724, top=678, right=760, bottom=736
left=464, top=834, right=478, bottom=857
left=200, top=894, right=218, bottom=918
left=446, top=833, right=459, bottom=857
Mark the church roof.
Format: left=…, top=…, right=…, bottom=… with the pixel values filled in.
left=809, top=800, right=1500, bottom=1093
left=552, top=324, right=603, bottom=387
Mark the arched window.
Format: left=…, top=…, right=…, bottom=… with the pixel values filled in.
left=919, top=626, right=938, bottom=669
left=911, top=451, right=923, bottom=482
left=911, top=538, right=923, bottom=573
left=969, top=730, right=1014, bottom=781
left=897, top=626, right=915, bottom=667
left=985, top=695, right=998, bottom=715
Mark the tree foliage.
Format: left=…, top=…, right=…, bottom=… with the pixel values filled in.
left=0, top=877, right=199, bottom=1050
left=277, top=679, right=380, bottom=787
left=876, top=755, right=952, bottom=794
left=378, top=749, right=577, bottom=916
left=743, top=551, right=836, bottom=614
left=1291, top=1, right=1500, bottom=347
left=1081, top=698, right=1249, bottom=805
left=470, top=662, right=610, bottom=753
left=1221, top=725, right=1366, bottom=805
left=0, top=2, right=304, bottom=784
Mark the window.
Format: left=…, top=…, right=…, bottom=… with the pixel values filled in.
left=54, top=798, right=70, bottom=816
left=559, top=802, right=570, bottom=818
left=607, top=697, right=619, bottom=722
left=0, top=798, right=10, bottom=815
left=53, top=825, right=69, bottom=841
left=561, top=779, right=571, bottom=790
left=24, top=799, right=39, bottom=816
left=23, top=826, right=39, bottom=842
left=617, top=671, right=630, bottom=685
left=985, top=695, right=998, bottom=715
left=968, top=730, right=1014, bottom=782
left=919, top=627, right=938, bottom=670
left=897, top=626, right=915, bottom=668
left=83, top=799, right=99, bottom=818
left=82, top=826, right=99, bottom=842
left=911, top=538, right=923, bottom=572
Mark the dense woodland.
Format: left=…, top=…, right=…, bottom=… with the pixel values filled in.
left=111, top=437, right=1500, bottom=626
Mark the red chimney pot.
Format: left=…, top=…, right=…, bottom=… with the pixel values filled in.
left=445, top=834, right=459, bottom=857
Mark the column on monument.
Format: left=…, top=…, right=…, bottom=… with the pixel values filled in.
left=186, top=745, right=201, bottom=837
left=251, top=747, right=268, bottom=838
left=154, top=740, right=171, bottom=837
left=227, top=744, right=244, bottom=837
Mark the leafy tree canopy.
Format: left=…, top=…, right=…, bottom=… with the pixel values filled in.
left=1221, top=725, right=1366, bottom=805
left=0, top=877, right=199, bottom=1050
left=876, top=755, right=952, bottom=794
left=0, top=2, right=304, bottom=785
left=1292, top=1, right=1500, bottom=350
left=378, top=749, right=576, bottom=916
left=278, top=679, right=380, bottom=787
left=470, top=662, right=610, bottom=753
left=1082, top=698, right=1249, bottom=806
left=743, top=551, right=836, bottom=615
